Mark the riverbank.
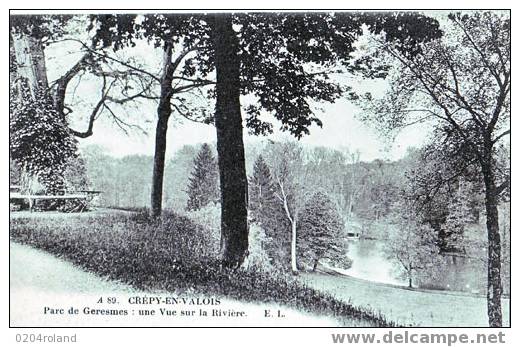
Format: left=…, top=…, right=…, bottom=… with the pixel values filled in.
left=302, top=272, right=510, bottom=327
left=324, top=267, right=509, bottom=299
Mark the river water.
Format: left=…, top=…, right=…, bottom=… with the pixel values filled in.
left=335, top=239, right=491, bottom=294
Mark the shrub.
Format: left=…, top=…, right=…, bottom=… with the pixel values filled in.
left=242, top=223, right=275, bottom=272
left=181, top=202, right=221, bottom=256
left=183, top=203, right=275, bottom=271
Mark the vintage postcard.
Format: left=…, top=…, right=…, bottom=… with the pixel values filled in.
left=8, top=9, right=510, bottom=335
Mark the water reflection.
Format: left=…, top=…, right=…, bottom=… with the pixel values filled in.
left=336, top=239, right=491, bottom=294
left=336, top=239, right=406, bottom=286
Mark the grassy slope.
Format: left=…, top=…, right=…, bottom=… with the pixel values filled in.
left=9, top=211, right=389, bottom=327
left=302, top=272, right=510, bottom=327
left=10, top=242, right=338, bottom=327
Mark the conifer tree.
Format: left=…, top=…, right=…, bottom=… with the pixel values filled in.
left=249, top=155, right=291, bottom=267
left=186, top=143, right=219, bottom=211
left=249, top=155, right=277, bottom=224
left=297, top=191, right=350, bottom=271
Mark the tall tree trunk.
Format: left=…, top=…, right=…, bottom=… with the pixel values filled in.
left=9, top=33, right=18, bottom=83
left=278, top=182, right=298, bottom=273
left=11, top=33, right=48, bottom=95
left=151, top=115, right=169, bottom=217
left=12, top=32, right=94, bottom=134
left=481, top=154, right=503, bottom=327
left=10, top=32, right=68, bottom=195
left=151, top=43, right=174, bottom=218
left=291, top=219, right=298, bottom=273
left=211, top=14, right=249, bottom=268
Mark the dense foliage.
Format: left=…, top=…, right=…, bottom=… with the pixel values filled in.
left=385, top=201, right=442, bottom=288
left=248, top=155, right=291, bottom=267
left=186, top=143, right=220, bottom=211
left=297, top=191, right=351, bottom=271
left=10, top=81, right=78, bottom=194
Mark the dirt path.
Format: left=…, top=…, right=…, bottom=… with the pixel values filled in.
left=10, top=242, right=338, bottom=327
left=302, top=272, right=510, bottom=327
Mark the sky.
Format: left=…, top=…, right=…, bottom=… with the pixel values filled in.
left=74, top=97, right=430, bottom=162
left=43, top=15, right=432, bottom=163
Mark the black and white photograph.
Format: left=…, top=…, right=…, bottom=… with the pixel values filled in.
left=8, top=7, right=511, bottom=335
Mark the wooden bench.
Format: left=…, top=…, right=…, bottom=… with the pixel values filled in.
left=10, top=190, right=101, bottom=212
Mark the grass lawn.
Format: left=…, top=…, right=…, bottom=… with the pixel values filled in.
left=9, top=211, right=391, bottom=327
left=302, top=272, right=510, bottom=327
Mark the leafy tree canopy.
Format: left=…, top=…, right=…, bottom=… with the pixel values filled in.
left=10, top=14, right=73, bottom=42
left=90, top=12, right=442, bottom=138
left=297, top=191, right=350, bottom=270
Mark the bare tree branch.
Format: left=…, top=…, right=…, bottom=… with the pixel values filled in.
left=69, top=75, right=109, bottom=138
left=493, top=129, right=510, bottom=144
